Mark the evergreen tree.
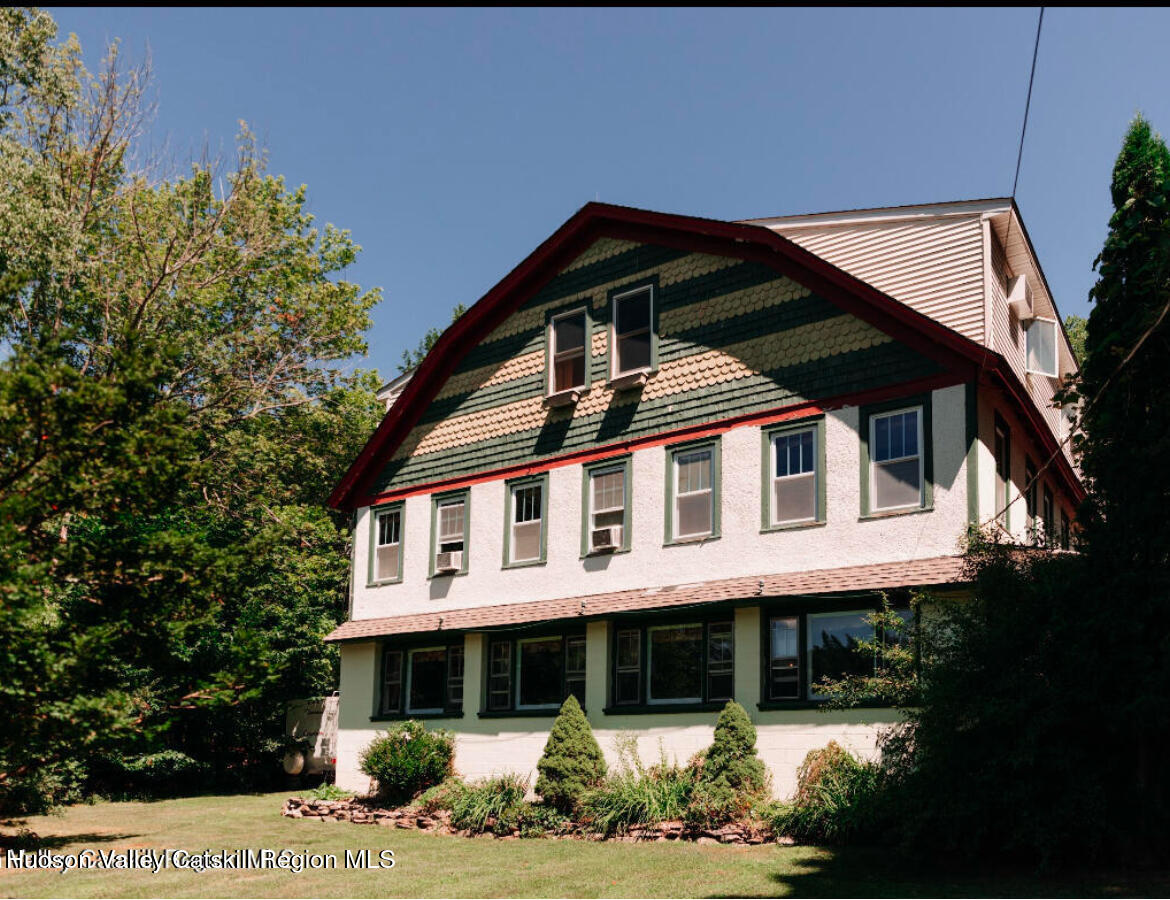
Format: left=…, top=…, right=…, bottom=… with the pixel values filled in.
left=534, top=695, right=606, bottom=814
left=702, top=700, right=767, bottom=794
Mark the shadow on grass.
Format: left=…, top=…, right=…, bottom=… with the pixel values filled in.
left=713, top=845, right=1170, bottom=899
left=1, top=830, right=141, bottom=851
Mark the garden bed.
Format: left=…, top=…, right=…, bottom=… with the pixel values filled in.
left=281, top=796, right=779, bottom=844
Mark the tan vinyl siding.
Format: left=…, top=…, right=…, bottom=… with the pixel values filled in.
left=772, top=215, right=986, bottom=343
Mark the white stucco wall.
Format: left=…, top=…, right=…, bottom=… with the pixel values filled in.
left=351, top=384, right=971, bottom=621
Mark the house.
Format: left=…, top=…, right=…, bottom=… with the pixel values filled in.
left=325, top=199, right=1083, bottom=797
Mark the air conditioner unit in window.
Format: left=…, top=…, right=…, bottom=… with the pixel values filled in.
left=590, top=526, right=622, bottom=553
left=1007, top=274, right=1033, bottom=320
left=435, top=550, right=462, bottom=573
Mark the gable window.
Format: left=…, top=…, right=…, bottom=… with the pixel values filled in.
left=764, top=420, right=823, bottom=528
left=1042, top=486, right=1054, bottom=548
left=611, top=284, right=654, bottom=378
left=583, top=457, right=631, bottom=555
left=370, top=504, right=404, bottom=584
left=431, top=493, right=469, bottom=575
left=994, top=416, right=1011, bottom=529
left=549, top=309, right=588, bottom=395
left=484, top=632, right=586, bottom=714
left=861, top=397, right=932, bottom=516
left=667, top=440, right=720, bottom=543
left=379, top=643, right=463, bottom=718
left=610, top=619, right=733, bottom=709
left=505, top=477, right=547, bottom=567
left=1025, top=458, right=1039, bottom=544
left=1025, top=318, right=1058, bottom=377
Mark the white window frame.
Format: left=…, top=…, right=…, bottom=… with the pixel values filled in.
left=548, top=307, right=588, bottom=395
left=590, top=466, right=626, bottom=532
left=646, top=623, right=705, bottom=705
left=372, top=506, right=402, bottom=583
left=673, top=448, right=714, bottom=540
left=610, top=284, right=654, bottom=379
left=771, top=427, right=818, bottom=526
left=514, top=635, right=565, bottom=711
left=404, top=646, right=446, bottom=715
left=869, top=406, right=924, bottom=512
left=1025, top=317, right=1059, bottom=378
left=437, top=498, right=465, bottom=553
left=509, top=482, right=543, bottom=564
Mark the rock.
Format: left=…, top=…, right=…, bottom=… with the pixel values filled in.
left=284, top=808, right=303, bottom=818
left=776, top=835, right=795, bottom=846
left=696, top=836, right=718, bottom=845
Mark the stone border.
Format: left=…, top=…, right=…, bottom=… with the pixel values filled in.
left=282, top=798, right=785, bottom=845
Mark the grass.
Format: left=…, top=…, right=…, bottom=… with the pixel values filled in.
left=1, top=792, right=1168, bottom=898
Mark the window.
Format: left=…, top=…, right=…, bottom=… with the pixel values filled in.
left=1042, top=486, right=1054, bottom=548
left=549, top=309, right=587, bottom=394
left=370, top=504, right=403, bottom=584
left=1026, top=318, right=1058, bottom=377
left=431, top=492, right=469, bottom=575
left=1025, top=458, right=1039, bottom=544
left=765, top=423, right=822, bottom=527
left=583, top=457, right=630, bottom=555
left=379, top=643, right=463, bottom=717
left=864, top=401, right=930, bottom=514
left=611, top=285, right=653, bottom=377
left=506, top=478, right=546, bottom=566
left=485, top=633, right=586, bottom=713
left=611, top=620, right=732, bottom=708
left=807, top=611, right=875, bottom=699
left=1060, top=508, right=1071, bottom=550
left=994, top=416, right=1011, bottom=528
left=667, top=441, right=720, bottom=543
left=767, top=616, right=800, bottom=701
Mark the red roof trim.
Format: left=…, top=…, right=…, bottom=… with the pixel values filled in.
left=329, top=203, right=1001, bottom=510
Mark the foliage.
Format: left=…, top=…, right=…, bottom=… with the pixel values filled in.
left=358, top=723, right=455, bottom=805
left=0, top=8, right=382, bottom=815
left=304, top=783, right=354, bottom=802
left=580, top=735, right=698, bottom=835
left=815, top=593, right=923, bottom=709
left=515, top=802, right=572, bottom=839
left=90, top=751, right=213, bottom=800
left=769, top=742, right=883, bottom=845
left=398, top=303, right=467, bottom=372
left=449, top=773, right=529, bottom=836
left=534, top=695, right=607, bottom=814
left=681, top=701, right=768, bottom=828
left=414, top=776, right=468, bottom=814
left=1063, top=314, right=1088, bottom=366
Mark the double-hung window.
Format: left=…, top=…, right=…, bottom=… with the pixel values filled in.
left=379, top=642, right=464, bottom=717
left=767, top=616, right=800, bottom=701
left=370, top=504, right=403, bottom=584
left=611, top=284, right=654, bottom=378
left=431, top=493, right=468, bottom=575
left=485, top=632, right=587, bottom=713
left=1025, top=458, right=1039, bottom=544
left=1060, top=508, right=1071, bottom=550
left=864, top=400, right=929, bottom=514
left=549, top=309, right=587, bottom=395
left=583, top=457, right=630, bottom=554
left=506, top=477, right=546, bottom=566
left=668, top=441, right=719, bottom=542
left=1042, top=486, right=1054, bottom=548
left=611, top=620, right=733, bottom=708
left=994, top=416, right=1011, bottom=529
left=765, top=422, right=822, bottom=527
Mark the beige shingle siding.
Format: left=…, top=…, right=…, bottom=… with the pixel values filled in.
left=773, top=215, right=986, bottom=342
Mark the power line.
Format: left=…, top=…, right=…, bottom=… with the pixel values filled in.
left=1011, top=8, right=1045, bottom=200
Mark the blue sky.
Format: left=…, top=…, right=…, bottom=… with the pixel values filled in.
left=49, top=7, right=1170, bottom=380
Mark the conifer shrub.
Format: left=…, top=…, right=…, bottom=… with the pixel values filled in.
left=358, top=722, right=455, bottom=805
left=534, top=695, right=607, bottom=814
left=684, top=700, right=768, bottom=827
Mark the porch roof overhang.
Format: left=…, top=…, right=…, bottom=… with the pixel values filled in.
left=325, top=555, right=970, bottom=643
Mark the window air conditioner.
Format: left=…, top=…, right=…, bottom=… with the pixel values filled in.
left=1007, top=274, right=1033, bottom=320
left=590, top=526, right=622, bottom=553
left=435, top=550, right=462, bottom=573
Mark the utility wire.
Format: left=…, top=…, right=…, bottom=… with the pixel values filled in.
left=1012, top=8, right=1045, bottom=200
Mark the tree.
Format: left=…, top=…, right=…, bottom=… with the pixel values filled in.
left=399, top=303, right=467, bottom=372
left=535, top=695, right=606, bottom=814
left=1063, top=313, right=1088, bottom=365
left=0, top=9, right=381, bottom=814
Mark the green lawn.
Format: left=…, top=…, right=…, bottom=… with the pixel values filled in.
left=2, top=793, right=1166, bottom=898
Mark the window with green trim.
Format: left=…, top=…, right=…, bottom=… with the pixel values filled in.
left=379, top=642, right=464, bottom=717
left=430, top=492, right=469, bottom=575
left=994, top=415, right=1011, bottom=528
left=370, top=504, right=404, bottom=584
left=666, top=440, right=720, bottom=543
left=1025, top=457, right=1039, bottom=545
left=610, top=619, right=733, bottom=708
left=763, top=419, right=824, bottom=528
left=860, top=396, right=932, bottom=516
left=583, top=457, right=631, bottom=555
left=484, top=632, right=586, bottom=713
left=505, top=476, right=547, bottom=566
left=1042, top=485, right=1054, bottom=548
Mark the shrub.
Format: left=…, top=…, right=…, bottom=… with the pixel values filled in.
left=358, top=722, right=455, bottom=805
left=515, top=802, right=572, bottom=839
left=771, top=741, right=882, bottom=844
left=534, top=695, right=607, bottom=814
left=580, top=735, right=697, bottom=835
left=683, top=700, right=769, bottom=828
left=414, top=776, right=468, bottom=814
left=449, top=773, right=528, bottom=835
left=303, top=783, right=353, bottom=801
left=92, top=751, right=212, bottom=800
